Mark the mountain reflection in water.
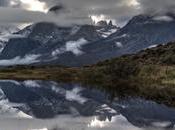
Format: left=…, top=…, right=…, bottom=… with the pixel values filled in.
left=0, top=80, right=174, bottom=130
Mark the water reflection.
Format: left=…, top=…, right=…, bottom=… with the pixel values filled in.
left=0, top=80, right=174, bottom=130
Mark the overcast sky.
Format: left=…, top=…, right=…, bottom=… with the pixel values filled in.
left=0, top=0, right=175, bottom=27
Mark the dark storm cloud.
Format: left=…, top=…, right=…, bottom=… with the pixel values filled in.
left=0, top=7, right=46, bottom=23
left=42, top=0, right=140, bottom=18
left=0, top=0, right=9, bottom=6
left=0, top=7, right=92, bottom=26
left=41, top=0, right=175, bottom=17
left=1, top=0, right=175, bottom=26
left=138, top=0, right=175, bottom=15
left=0, top=0, right=141, bottom=26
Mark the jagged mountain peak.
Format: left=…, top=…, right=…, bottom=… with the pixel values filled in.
left=108, top=20, right=113, bottom=26
left=96, top=20, right=108, bottom=27
left=127, top=14, right=175, bottom=26
left=17, top=22, right=72, bottom=44
left=126, top=14, right=152, bottom=25
left=17, top=22, right=105, bottom=44
left=2, top=14, right=175, bottom=67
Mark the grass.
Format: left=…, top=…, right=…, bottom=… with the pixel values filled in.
left=0, top=64, right=175, bottom=107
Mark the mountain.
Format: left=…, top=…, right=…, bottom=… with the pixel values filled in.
left=1, top=14, right=175, bottom=66
left=0, top=38, right=41, bottom=59
left=42, top=14, right=175, bottom=66
left=0, top=25, right=19, bottom=52
left=17, top=22, right=103, bottom=43
left=85, top=14, right=175, bottom=59
left=0, top=21, right=118, bottom=65
left=95, top=20, right=119, bottom=38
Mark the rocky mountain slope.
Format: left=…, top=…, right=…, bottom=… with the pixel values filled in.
left=1, top=14, right=175, bottom=66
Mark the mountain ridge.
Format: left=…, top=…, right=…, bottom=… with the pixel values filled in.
left=1, top=14, right=175, bottom=67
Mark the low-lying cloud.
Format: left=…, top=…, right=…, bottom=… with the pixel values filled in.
left=138, top=0, right=175, bottom=15
left=0, top=54, right=40, bottom=66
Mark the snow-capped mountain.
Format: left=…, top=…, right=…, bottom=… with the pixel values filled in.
left=1, top=14, right=175, bottom=66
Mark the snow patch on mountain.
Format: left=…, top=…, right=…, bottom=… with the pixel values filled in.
left=0, top=54, right=40, bottom=66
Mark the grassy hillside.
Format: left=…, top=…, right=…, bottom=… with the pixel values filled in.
left=1, top=42, right=175, bottom=106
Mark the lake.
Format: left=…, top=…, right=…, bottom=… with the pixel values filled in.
left=0, top=80, right=174, bottom=130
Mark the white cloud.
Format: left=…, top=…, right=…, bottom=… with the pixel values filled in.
left=2, top=0, right=175, bottom=27
left=65, top=38, right=88, bottom=55
left=152, top=121, right=172, bottom=128
left=0, top=7, right=92, bottom=26
left=23, top=80, right=40, bottom=88
left=138, top=0, right=175, bottom=14
left=115, top=42, right=123, bottom=48
left=0, top=34, right=24, bottom=42
left=0, top=54, right=40, bottom=66
left=18, top=0, right=47, bottom=13
left=65, top=87, right=87, bottom=104
left=0, top=99, right=32, bottom=118
left=52, top=38, right=88, bottom=56
left=0, top=0, right=142, bottom=26
left=88, top=114, right=141, bottom=129
left=153, top=16, right=174, bottom=22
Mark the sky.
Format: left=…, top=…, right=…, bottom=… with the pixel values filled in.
left=0, top=0, right=175, bottom=27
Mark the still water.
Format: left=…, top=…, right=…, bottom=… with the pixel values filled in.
left=0, top=80, right=174, bottom=130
